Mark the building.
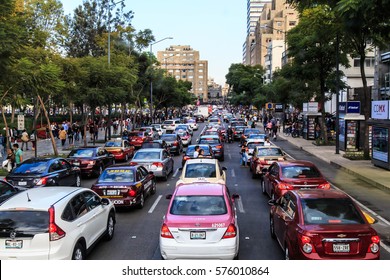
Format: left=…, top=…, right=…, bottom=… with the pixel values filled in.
left=157, top=45, right=208, bottom=102
left=374, top=47, right=390, bottom=100
left=243, top=0, right=272, bottom=65
left=207, top=78, right=222, bottom=103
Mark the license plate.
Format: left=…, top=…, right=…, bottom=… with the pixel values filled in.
left=112, top=200, right=124, bottom=204
left=18, top=181, right=27, bottom=186
left=5, top=240, right=23, bottom=249
left=73, top=162, right=80, bottom=166
left=106, top=190, right=119, bottom=196
left=190, top=231, right=206, bottom=239
left=333, top=243, right=350, bottom=253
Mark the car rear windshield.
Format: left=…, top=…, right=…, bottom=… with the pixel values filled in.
left=129, top=132, right=144, bottom=137
left=185, top=163, right=216, bottom=178
left=163, top=121, right=174, bottom=125
left=247, top=142, right=264, bottom=149
left=186, top=146, right=211, bottom=156
left=141, top=143, right=162, bottom=149
left=105, top=141, right=121, bottom=147
left=98, top=169, right=134, bottom=183
left=68, top=149, right=95, bottom=157
left=199, top=138, right=219, bottom=144
left=12, top=161, right=49, bottom=174
left=170, top=195, right=227, bottom=215
left=161, top=135, right=176, bottom=141
left=0, top=211, right=49, bottom=236
left=301, top=198, right=365, bottom=225
left=245, top=129, right=260, bottom=135
left=282, top=166, right=321, bottom=178
left=257, top=148, right=284, bottom=156
left=133, top=151, right=160, bottom=160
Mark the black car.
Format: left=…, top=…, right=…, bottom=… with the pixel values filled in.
left=67, top=147, right=115, bottom=177
left=141, top=139, right=170, bottom=154
left=0, top=180, right=26, bottom=203
left=5, top=157, right=81, bottom=188
left=160, top=134, right=183, bottom=156
left=181, top=144, right=215, bottom=167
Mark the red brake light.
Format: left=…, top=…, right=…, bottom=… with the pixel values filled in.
left=160, top=223, right=173, bottom=238
left=183, top=156, right=190, bottom=161
left=368, top=235, right=380, bottom=253
left=277, top=182, right=293, bottom=190
left=128, top=189, right=137, bottom=197
left=173, top=141, right=178, bottom=146
left=49, top=206, right=66, bottom=241
left=129, top=162, right=138, bottom=166
left=318, top=183, right=331, bottom=189
left=81, top=160, right=95, bottom=165
left=152, top=162, right=164, bottom=168
left=35, top=177, right=48, bottom=186
left=222, top=224, right=237, bottom=239
left=216, top=145, right=222, bottom=149
left=299, top=234, right=315, bottom=254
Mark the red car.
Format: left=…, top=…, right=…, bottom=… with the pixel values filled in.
left=104, top=139, right=135, bottom=161
left=262, top=160, right=331, bottom=200
left=269, top=189, right=380, bottom=260
left=128, top=131, right=153, bottom=148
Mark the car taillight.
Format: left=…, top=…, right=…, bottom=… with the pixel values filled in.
left=277, top=182, right=293, bottom=190
left=223, top=224, right=237, bottom=239
left=318, top=183, right=331, bottom=189
left=216, top=145, right=222, bottom=149
left=81, top=160, right=95, bottom=165
left=34, top=177, right=48, bottom=186
left=129, top=162, right=138, bottom=166
left=368, top=235, right=380, bottom=253
left=152, top=162, right=164, bottom=168
left=128, top=189, right=137, bottom=197
left=49, top=206, right=66, bottom=241
left=299, top=234, right=315, bottom=254
left=234, top=131, right=237, bottom=134
left=160, top=223, right=173, bottom=238
left=173, top=141, right=178, bottom=146
left=183, top=156, right=190, bottom=161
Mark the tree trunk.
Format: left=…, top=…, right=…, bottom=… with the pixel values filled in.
left=2, top=107, right=11, bottom=150
left=11, top=106, right=15, bottom=124
left=69, top=102, right=73, bottom=124
left=37, top=95, right=58, bottom=156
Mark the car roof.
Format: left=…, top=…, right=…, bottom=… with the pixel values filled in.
left=185, top=158, right=218, bottom=164
left=22, top=157, right=62, bottom=163
left=277, top=160, right=316, bottom=167
left=0, top=187, right=84, bottom=210
left=199, top=135, right=219, bottom=139
left=293, top=189, right=350, bottom=200
left=175, top=183, right=225, bottom=196
left=105, top=165, right=136, bottom=171
left=135, top=148, right=164, bottom=152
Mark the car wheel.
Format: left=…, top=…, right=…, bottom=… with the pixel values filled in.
left=270, top=216, right=276, bottom=239
left=104, top=212, right=115, bottom=241
left=75, top=174, right=81, bottom=187
left=125, top=154, right=129, bottom=162
left=261, top=180, right=266, bottom=194
left=72, top=242, right=86, bottom=260
left=150, top=180, right=157, bottom=195
left=233, top=251, right=239, bottom=260
left=137, top=192, right=145, bottom=209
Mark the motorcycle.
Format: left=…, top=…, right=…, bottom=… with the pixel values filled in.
left=227, top=133, right=233, bottom=143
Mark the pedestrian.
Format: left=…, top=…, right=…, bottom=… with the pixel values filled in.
left=5, top=148, right=15, bottom=172
left=193, top=145, right=200, bottom=158
left=67, top=126, right=74, bottom=145
left=20, top=129, right=29, bottom=151
left=59, top=127, right=67, bottom=146
left=13, top=143, right=23, bottom=166
left=240, top=142, right=249, bottom=167
left=264, top=137, right=272, bottom=146
left=30, top=131, right=36, bottom=151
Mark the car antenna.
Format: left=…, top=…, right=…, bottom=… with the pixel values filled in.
left=27, top=192, right=31, bottom=202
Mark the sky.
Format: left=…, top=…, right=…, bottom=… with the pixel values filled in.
left=61, top=0, right=247, bottom=86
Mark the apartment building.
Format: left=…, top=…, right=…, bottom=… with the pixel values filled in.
left=157, top=45, right=209, bottom=102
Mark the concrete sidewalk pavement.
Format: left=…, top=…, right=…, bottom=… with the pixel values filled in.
left=276, top=132, right=390, bottom=193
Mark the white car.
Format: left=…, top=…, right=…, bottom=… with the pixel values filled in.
left=186, top=119, right=199, bottom=131
left=175, top=124, right=193, bottom=136
left=0, top=187, right=115, bottom=260
left=176, top=158, right=227, bottom=187
left=162, top=119, right=181, bottom=133
left=151, top=124, right=163, bottom=136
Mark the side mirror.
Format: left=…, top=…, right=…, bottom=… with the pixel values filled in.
left=101, top=198, right=110, bottom=205
left=268, top=199, right=277, bottom=206
left=166, top=194, right=173, bottom=199
left=222, top=167, right=227, bottom=171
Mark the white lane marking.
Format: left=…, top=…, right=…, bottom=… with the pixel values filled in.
left=172, top=168, right=180, bottom=178
left=237, top=198, right=245, bottom=213
left=148, top=195, right=162, bottom=213
left=228, top=153, right=232, bottom=160
left=231, top=169, right=236, bottom=178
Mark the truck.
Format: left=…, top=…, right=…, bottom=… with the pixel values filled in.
left=196, top=105, right=211, bottom=119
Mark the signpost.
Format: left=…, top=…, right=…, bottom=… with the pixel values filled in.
left=17, top=114, right=25, bottom=130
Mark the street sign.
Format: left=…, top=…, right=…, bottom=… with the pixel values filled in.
left=275, top=103, right=283, bottom=112
left=265, top=103, right=274, bottom=110
left=17, top=114, right=25, bottom=130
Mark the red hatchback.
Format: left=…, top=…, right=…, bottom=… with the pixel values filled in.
left=262, top=160, right=330, bottom=200
left=128, top=131, right=153, bottom=148
left=269, top=190, right=380, bottom=260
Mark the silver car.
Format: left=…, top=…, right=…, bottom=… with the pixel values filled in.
left=130, top=148, right=174, bottom=181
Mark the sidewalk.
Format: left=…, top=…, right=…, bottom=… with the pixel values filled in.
left=276, top=132, right=390, bottom=193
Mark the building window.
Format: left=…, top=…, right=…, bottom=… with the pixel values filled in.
left=175, top=76, right=180, bottom=79
left=365, top=57, right=375, bottom=67
left=289, top=21, right=296, bottom=26
left=182, top=75, right=186, bottom=79
left=353, top=59, right=360, bottom=67
left=199, top=63, right=203, bottom=66
left=199, top=69, right=203, bottom=73
left=199, top=75, right=203, bottom=79
left=189, top=75, right=193, bottom=79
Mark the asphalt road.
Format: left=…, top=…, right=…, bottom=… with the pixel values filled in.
left=80, top=122, right=390, bottom=260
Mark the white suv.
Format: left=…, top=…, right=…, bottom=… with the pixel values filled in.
left=0, top=187, right=115, bottom=260
left=162, top=119, right=181, bottom=133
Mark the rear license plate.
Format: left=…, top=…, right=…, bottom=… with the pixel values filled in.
left=18, top=181, right=27, bottom=186
left=106, top=190, right=120, bottom=196
left=73, top=162, right=80, bottom=166
left=333, top=243, right=350, bottom=253
left=5, top=240, right=23, bottom=249
left=190, top=231, right=206, bottom=239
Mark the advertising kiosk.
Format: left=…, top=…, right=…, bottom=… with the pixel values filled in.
left=301, top=102, right=321, bottom=140
left=338, top=101, right=365, bottom=151
left=368, top=100, right=390, bottom=170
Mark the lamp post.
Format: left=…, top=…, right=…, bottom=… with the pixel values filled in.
left=107, top=0, right=125, bottom=67
left=149, top=37, right=173, bottom=123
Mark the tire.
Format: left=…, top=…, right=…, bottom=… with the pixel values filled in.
left=261, top=180, right=266, bottom=194
left=72, top=242, right=86, bottom=260
left=137, top=192, right=145, bottom=209
left=150, top=180, right=157, bottom=195
left=270, top=217, right=276, bottom=239
left=233, top=252, right=239, bottom=260
left=75, top=174, right=81, bottom=187
left=104, top=213, right=115, bottom=241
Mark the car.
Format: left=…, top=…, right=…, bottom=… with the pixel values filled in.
left=186, top=118, right=199, bottom=130
left=130, top=148, right=174, bottom=181
left=150, top=124, right=164, bottom=136
left=241, top=128, right=262, bottom=144
left=268, top=189, right=380, bottom=260
left=161, top=119, right=181, bottom=133
left=201, top=128, right=224, bottom=142
left=175, top=124, right=193, bottom=136
left=67, top=147, right=115, bottom=177
left=160, top=183, right=240, bottom=260
left=176, top=158, right=226, bottom=186
left=0, top=187, right=115, bottom=260
left=139, top=126, right=160, bottom=140
left=176, top=130, right=192, bottom=146
left=208, top=117, right=221, bottom=125
left=194, top=114, right=205, bottom=123
left=6, top=157, right=81, bottom=188
left=104, top=138, right=135, bottom=161
left=160, top=133, right=183, bottom=156
left=0, top=180, right=26, bottom=203
left=197, top=135, right=224, bottom=161
left=141, top=139, right=170, bottom=154
left=128, top=131, right=153, bottom=148
left=261, top=160, right=331, bottom=200
left=249, top=146, right=286, bottom=179
left=181, top=144, right=214, bottom=167
left=232, top=125, right=247, bottom=141
left=91, top=165, right=156, bottom=208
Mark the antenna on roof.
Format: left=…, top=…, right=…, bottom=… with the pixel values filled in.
left=27, top=192, right=31, bottom=202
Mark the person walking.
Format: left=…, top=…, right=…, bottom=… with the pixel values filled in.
left=59, top=127, right=67, bottom=146
left=5, top=148, right=15, bottom=172
left=20, top=129, right=29, bottom=151
left=240, top=142, right=249, bottom=167
left=13, top=143, right=23, bottom=166
left=67, top=126, right=74, bottom=145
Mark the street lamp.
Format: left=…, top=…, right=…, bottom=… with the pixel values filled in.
left=149, top=37, right=173, bottom=122
left=107, top=0, right=125, bottom=67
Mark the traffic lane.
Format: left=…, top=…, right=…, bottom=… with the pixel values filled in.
left=273, top=138, right=390, bottom=259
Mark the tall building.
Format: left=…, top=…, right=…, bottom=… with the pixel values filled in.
left=243, top=0, right=272, bottom=64
left=157, top=45, right=209, bottom=102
